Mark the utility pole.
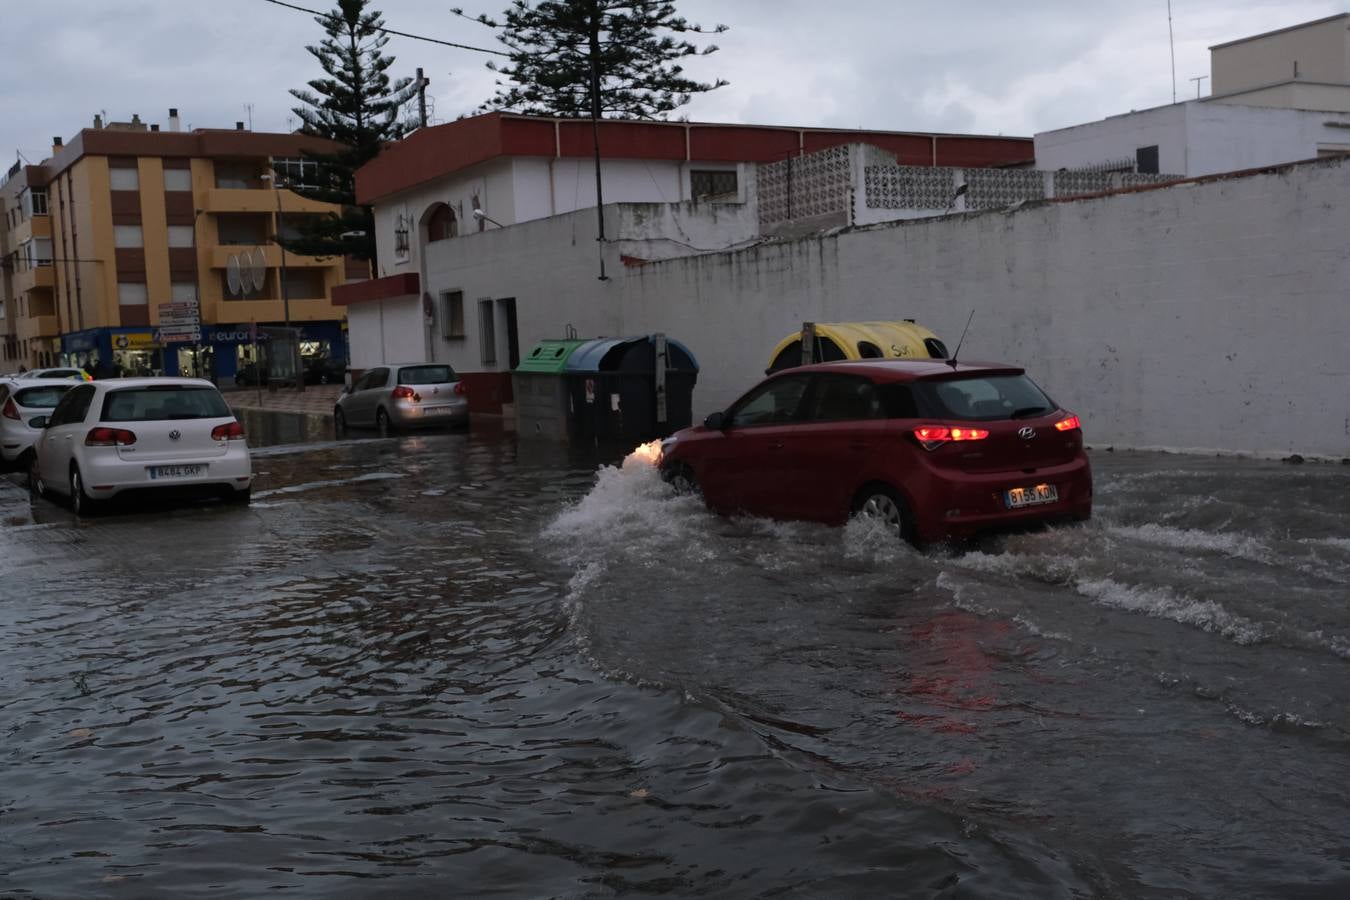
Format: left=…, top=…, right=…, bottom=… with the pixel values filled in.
left=588, top=3, right=608, bottom=281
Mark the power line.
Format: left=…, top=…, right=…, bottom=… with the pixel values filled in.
left=259, top=0, right=509, bottom=56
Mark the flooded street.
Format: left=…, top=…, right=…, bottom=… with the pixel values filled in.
left=2, top=413, right=1348, bottom=898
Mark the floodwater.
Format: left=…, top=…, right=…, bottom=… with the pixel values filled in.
left=2, top=415, right=1348, bottom=898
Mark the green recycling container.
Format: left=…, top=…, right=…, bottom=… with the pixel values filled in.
left=512, top=339, right=587, bottom=440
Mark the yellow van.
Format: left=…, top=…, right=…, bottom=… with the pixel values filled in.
left=766, top=321, right=948, bottom=373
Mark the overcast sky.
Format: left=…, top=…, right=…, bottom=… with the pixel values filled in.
left=1, top=0, right=1344, bottom=166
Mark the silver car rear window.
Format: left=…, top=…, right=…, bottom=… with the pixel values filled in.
left=101, top=386, right=231, bottom=422
left=14, top=385, right=72, bottom=409
left=398, top=365, right=455, bottom=385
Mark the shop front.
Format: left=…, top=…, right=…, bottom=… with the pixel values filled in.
left=62, top=328, right=165, bottom=378
left=198, top=321, right=347, bottom=384
left=61, top=321, right=347, bottom=383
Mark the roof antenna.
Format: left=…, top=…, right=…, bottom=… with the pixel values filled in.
left=948, top=310, right=975, bottom=369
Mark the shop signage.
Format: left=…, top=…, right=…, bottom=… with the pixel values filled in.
left=64, top=332, right=98, bottom=352
left=206, top=327, right=269, bottom=344
left=156, top=326, right=202, bottom=344
left=113, top=332, right=160, bottom=350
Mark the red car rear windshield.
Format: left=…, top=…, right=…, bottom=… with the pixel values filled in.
left=911, top=374, right=1056, bottom=421
left=101, top=386, right=232, bottom=422
left=398, top=365, right=456, bottom=385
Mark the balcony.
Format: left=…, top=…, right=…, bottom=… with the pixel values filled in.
left=210, top=243, right=339, bottom=270
left=17, top=314, right=59, bottom=342
left=203, top=188, right=333, bottom=215
left=14, top=265, right=54, bottom=293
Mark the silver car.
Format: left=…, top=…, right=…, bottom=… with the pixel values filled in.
left=30, top=378, right=253, bottom=515
left=0, top=378, right=77, bottom=472
left=334, top=363, right=469, bottom=435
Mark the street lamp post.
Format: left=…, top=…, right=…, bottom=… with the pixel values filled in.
left=261, top=171, right=301, bottom=392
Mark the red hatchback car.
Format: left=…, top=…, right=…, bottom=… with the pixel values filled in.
left=658, top=360, right=1092, bottom=544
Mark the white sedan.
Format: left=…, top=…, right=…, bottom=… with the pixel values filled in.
left=29, top=378, right=252, bottom=515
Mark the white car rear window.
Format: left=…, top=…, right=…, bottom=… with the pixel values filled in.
left=14, top=386, right=72, bottom=409
left=398, top=365, right=456, bottom=385
left=102, top=387, right=232, bottom=422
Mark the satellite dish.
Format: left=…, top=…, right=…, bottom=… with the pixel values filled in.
left=248, top=248, right=266, bottom=293
left=226, top=255, right=242, bottom=296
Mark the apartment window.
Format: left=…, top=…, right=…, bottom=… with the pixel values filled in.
left=271, top=157, right=320, bottom=190
left=167, top=225, right=195, bottom=248
left=1136, top=145, right=1160, bottom=175
left=171, top=282, right=197, bottom=303
left=22, top=189, right=48, bottom=216
left=214, top=161, right=261, bottom=190
left=163, top=168, right=192, bottom=192
left=440, top=290, right=464, bottom=339
left=110, top=167, right=140, bottom=191
left=117, top=283, right=149, bottom=306
left=28, top=238, right=52, bottom=267
left=114, top=225, right=144, bottom=248
left=478, top=298, right=496, bottom=364
left=691, top=169, right=738, bottom=200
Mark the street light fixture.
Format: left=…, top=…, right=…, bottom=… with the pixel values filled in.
left=472, top=208, right=505, bottom=229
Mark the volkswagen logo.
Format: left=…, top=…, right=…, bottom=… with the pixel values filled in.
left=169, top=430, right=182, bottom=441
left=1018, top=426, right=1036, bottom=441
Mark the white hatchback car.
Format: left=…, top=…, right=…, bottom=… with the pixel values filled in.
left=30, top=378, right=253, bottom=514
left=0, top=378, right=78, bottom=471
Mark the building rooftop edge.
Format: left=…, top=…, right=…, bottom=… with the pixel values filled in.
left=1209, top=12, right=1350, bottom=51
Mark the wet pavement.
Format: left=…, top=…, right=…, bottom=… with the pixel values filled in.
left=1, top=411, right=1348, bottom=898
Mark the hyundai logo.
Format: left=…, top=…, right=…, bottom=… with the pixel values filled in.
left=1018, top=426, right=1036, bottom=440
left=169, top=430, right=182, bottom=441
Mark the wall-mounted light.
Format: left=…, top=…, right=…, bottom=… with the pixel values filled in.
left=472, top=208, right=505, bottom=229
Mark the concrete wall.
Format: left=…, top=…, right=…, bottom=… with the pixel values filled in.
left=1035, top=102, right=1350, bottom=177
left=1211, top=81, right=1350, bottom=114
left=404, top=155, right=1350, bottom=457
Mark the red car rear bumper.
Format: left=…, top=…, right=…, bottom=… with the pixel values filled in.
left=905, top=455, right=1093, bottom=543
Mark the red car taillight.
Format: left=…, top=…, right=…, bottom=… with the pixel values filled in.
left=85, top=427, right=137, bottom=447
left=211, top=421, right=246, bottom=441
left=1054, top=414, right=1082, bottom=432
left=2, top=399, right=18, bottom=420
left=392, top=385, right=420, bottom=402
left=913, top=424, right=990, bottom=451
left=454, top=381, right=467, bottom=395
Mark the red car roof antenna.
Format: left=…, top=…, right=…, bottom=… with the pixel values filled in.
left=948, top=310, right=975, bottom=369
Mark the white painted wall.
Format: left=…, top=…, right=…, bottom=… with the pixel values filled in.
left=371, top=156, right=751, bottom=278
left=1035, top=101, right=1350, bottom=177
left=346, top=295, right=424, bottom=369
left=400, top=156, right=1350, bottom=457
left=1036, top=104, right=1189, bottom=175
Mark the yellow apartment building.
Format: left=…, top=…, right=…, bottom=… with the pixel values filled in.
left=0, top=111, right=362, bottom=380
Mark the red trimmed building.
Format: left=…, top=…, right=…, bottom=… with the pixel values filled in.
left=336, top=112, right=1034, bottom=412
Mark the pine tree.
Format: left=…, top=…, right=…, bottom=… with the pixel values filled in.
left=284, top=0, right=416, bottom=264
left=456, top=1, right=728, bottom=120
